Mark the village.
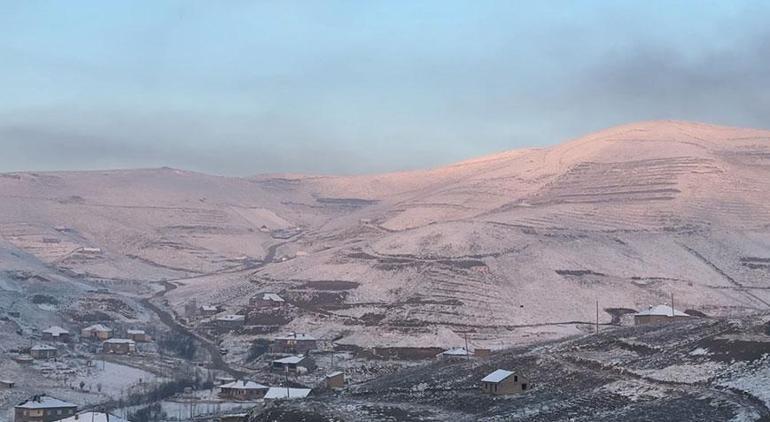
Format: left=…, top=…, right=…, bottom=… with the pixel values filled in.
left=2, top=283, right=697, bottom=422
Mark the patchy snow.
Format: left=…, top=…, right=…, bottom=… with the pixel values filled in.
left=635, top=361, right=726, bottom=384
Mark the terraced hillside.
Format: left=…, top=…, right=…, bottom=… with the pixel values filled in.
left=2, top=120, right=770, bottom=350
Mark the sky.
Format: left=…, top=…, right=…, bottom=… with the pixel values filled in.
left=1, top=1, right=770, bottom=175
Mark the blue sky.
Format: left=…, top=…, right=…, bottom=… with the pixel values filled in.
left=2, top=1, right=769, bottom=175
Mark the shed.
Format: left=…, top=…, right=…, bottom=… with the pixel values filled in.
left=480, top=369, right=529, bottom=395
left=102, top=338, right=136, bottom=354
left=634, top=305, right=690, bottom=326
left=42, top=326, right=70, bottom=342
left=30, top=345, right=57, bottom=359
left=325, top=371, right=344, bottom=389
left=219, top=380, right=268, bottom=400
left=0, top=379, right=14, bottom=388
left=127, top=329, right=150, bottom=342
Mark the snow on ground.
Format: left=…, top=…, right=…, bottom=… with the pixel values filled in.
left=634, top=361, right=726, bottom=384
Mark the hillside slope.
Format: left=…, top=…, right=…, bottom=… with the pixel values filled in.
left=2, top=120, right=770, bottom=348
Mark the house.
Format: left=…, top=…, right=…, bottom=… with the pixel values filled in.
left=480, top=369, right=529, bottom=395
left=81, top=324, right=113, bottom=340
left=218, top=380, right=268, bottom=400
left=14, top=395, right=78, bottom=422
left=271, top=333, right=318, bottom=354
left=436, top=347, right=473, bottom=360
left=271, top=355, right=316, bottom=373
left=0, top=379, right=14, bottom=388
left=59, top=412, right=129, bottom=422
left=249, top=293, right=285, bottom=307
left=325, top=371, right=344, bottom=389
left=200, top=305, right=220, bottom=316
left=30, top=345, right=57, bottom=360
left=218, top=413, right=248, bottom=422
left=264, top=387, right=312, bottom=400
left=102, top=338, right=136, bottom=354
left=127, top=329, right=150, bottom=342
left=215, top=314, right=245, bottom=330
left=634, top=305, right=690, bottom=326
left=42, top=326, right=70, bottom=342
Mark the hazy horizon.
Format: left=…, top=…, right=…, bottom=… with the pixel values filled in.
left=3, top=1, right=770, bottom=176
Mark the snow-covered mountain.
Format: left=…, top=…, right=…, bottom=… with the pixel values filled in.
left=2, top=120, right=770, bottom=347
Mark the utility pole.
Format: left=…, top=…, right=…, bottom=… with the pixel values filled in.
left=595, top=300, right=599, bottom=334
left=285, top=366, right=290, bottom=399
left=464, top=332, right=470, bottom=360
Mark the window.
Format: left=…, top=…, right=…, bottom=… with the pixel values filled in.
left=522, top=383, right=527, bottom=391
left=514, top=375, right=518, bottom=382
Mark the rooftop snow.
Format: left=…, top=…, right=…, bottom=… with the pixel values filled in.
left=16, top=395, right=77, bottom=409
left=59, top=412, right=128, bottom=422
left=127, top=329, right=145, bottom=334
left=220, top=380, right=268, bottom=390
left=216, top=314, right=245, bottom=321
left=31, top=345, right=57, bottom=351
left=482, top=369, right=514, bottom=383
left=326, top=371, right=343, bottom=378
left=103, top=338, right=135, bottom=344
left=275, top=332, right=316, bottom=341
left=273, top=355, right=305, bottom=364
left=83, top=324, right=112, bottom=332
left=635, top=305, right=689, bottom=317
left=262, top=293, right=284, bottom=302
left=264, top=387, right=311, bottom=399
left=43, top=326, right=69, bottom=335
left=437, top=347, right=471, bottom=356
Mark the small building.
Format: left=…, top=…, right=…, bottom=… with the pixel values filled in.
left=271, top=355, right=316, bottom=373
left=271, top=333, right=318, bottom=354
left=218, top=380, right=268, bottom=400
left=0, top=379, right=14, bottom=389
left=14, top=355, right=34, bottom=365
left=480, top=369, right=529, bottom=395
left=325, top=371, right=344, bottom=389
left=81, top=324, right=113, bottom=340
left=215, top=314, right=245, bottom=330
left=436, top=347, right=473, bottom=360
left=264, top=387, right=312, bottom=400
left=634, top=305, right=690, bottom=326
left=102, top=338, right=136, bottom=355
left=475, top=348, right=492, bottom=358
left=59, top=412, right=129, bottom=422
left=42, top=326, right=70, bottom=343
left=30, top=345, right=58, bottom=360
left=14, top=395, right=78, bottom=422
left=200, top=305, right=220, bottom=316
left=127, top=329, right=150, bottom=342
left=218, top=413, right=248, bottom=422
left=249, top=293, right=285, bottom=307
left=215, top=376, right=236, bottom=385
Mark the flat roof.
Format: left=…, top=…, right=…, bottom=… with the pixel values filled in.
left=635, top=305, right=689, bottom=317
left=274, top=332, right=316, bottom=341
left=16, top=396, right=77, bottom=409
left=264, top=387, right=311, bottom=399
left=273, top=355, right=305, bottom=364
left=220, top=380, right=268, bottom=390
left=482, top=369, right=514, bottom=383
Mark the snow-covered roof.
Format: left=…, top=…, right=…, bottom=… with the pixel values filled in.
left=103, top=338, right=135, bottom=344
left=264, top=387, right=311, bottom=399
left=59, top=412, right=128, bottom=422
left=16, top=395, right=77, bottom=409
left=127, top=329, right=145, bottom=335
left=216, top=314, right=245, bottom=321
left=326, top=371, right=343, bottom=378
left=275, top=332, right=316, bottom=341
left=437, top=347, right=472, bottom=357
left=273, top=355, right=305, bottom=364
left=201, top=305, right=218, bottom=311
left=635, top=305, right=689, bottom=317
left=482, top=369, right=514, bottom=383
left=43, top=326, right=69, bottom=335
left=262, top=293, right=284, bottom=302
left=220, top=380, right=268, bottom=390
left=31, top=344, right=57, bottom=351
left=83, top=324, right=112, bottom=332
